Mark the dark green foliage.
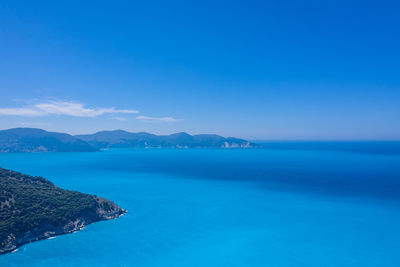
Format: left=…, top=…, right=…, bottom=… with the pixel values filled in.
left=0, top=167, right=99, bottom=245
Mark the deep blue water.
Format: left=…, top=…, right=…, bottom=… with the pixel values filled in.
left=1, top=143, right=400, bottom=266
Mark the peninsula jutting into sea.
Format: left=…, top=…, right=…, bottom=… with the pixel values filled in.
left=0, top=167, right=126, bottom=254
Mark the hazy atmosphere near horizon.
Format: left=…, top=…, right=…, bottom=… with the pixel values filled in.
left=1, top=1, right=400, bottom=267
left=1, top=1, right=399, bottom=140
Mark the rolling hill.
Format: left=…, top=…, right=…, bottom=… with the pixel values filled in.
left=0, top=128, right=97, bottom=152
left=76, top=130, right=259, bottom=149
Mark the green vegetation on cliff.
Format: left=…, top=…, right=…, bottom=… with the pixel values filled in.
left=0, top=167, right=125, bottom=253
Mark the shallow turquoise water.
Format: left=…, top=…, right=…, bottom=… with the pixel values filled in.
left=0, top=145, right=400, bottom=266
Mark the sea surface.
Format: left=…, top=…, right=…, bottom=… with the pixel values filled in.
left=1, top=142, right=400, bottom=266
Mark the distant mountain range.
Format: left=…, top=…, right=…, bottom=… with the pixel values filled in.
left=0, top=128, right=260, bottom=152
left=76, top=130, right=259, bottom=149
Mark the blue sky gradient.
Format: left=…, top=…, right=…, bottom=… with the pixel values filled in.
left=0, top=1, right=399, bottom=139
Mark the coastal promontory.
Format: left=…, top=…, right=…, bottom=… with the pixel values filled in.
left=0, top=167, right=126, bottom=254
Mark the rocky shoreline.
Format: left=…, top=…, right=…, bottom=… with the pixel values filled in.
left=0, top=204, right=126, bottom=255
left=0, top=167, right=127, bottom=255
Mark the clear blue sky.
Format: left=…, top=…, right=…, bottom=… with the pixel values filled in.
left=0, top=0, right=399, bottom=140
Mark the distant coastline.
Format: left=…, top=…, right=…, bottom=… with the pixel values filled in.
left=0, top=128, right=261, bottom=153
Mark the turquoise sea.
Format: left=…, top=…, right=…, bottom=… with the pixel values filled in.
left=1, top=143, right=400, bottom=266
